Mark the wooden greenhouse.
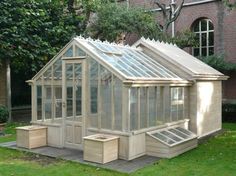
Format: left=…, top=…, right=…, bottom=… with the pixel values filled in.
left=26, top=36, right=228, bottom=161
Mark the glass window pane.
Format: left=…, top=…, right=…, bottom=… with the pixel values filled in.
left=130, top=87, right=138, bottom=131
left=55, top=87, right=62, bottom=118
left=90, top=58, right=98, bottom=114
left=176, top=127, right=192, bottom=136
left=201, top=19, right=207, bottom=31
left=152, top=133, right=175, bottom=145
left=201, top=48, right=207, bottom=56
left=53, top=59, right=62, bottom=80
left=66, top=64, right=73, bottom=117
left=66, top=87, right=73, bottom=117
left=209, top=20, right=214, bottom=30
left=37, top=85, right=42, bottom=120
left=44, top=66, right=52, bottom=81
left=156, top=87, right=163, bottom=125
left=75, top=45, right=86, bottom=56
left=75, top=63, right=82, bottom=116
left=114, top=77, right=123, bottom=131
left=193, top=21, right=199, bottom=32
left=209, top=32, right=214, bottom=46
left=193, top=48, right=199, bottom=57
left=45, top=86, right=52, bottom=119
left=64, top=46, right=73, bottom=57
left=140, top=87, right=147, bottom=129
left=209, top=47, right=214, bottom=56
left=100, top=66, right=112, bottom=129
left=202, top=33, right=207, bottom=47
left=169, top=129, right=188, bottom=139
left=160, top=131, right=182, bottom=142
left=149, top=87, right=157, bottom=127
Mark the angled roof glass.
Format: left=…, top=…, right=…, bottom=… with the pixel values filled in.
left=75, top=37, right=183, bottom=81
left=148, top=127, right=197, bottom=147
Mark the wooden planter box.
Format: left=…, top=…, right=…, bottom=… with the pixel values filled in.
left=16, top=126, right=47, bottom=149
left=83, top=134, right=119, bottom=164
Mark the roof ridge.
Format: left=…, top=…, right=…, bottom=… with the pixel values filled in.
left=75, top=35, right=133, bottom=49
left=142, top=37, right=177, bottom=47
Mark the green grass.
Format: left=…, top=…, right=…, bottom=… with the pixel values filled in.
left=0, top=123, right=235, bottom=176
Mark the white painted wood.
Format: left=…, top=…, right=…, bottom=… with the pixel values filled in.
left=83, top=134, right=119, bottom=164
left=16, top=126, right=47, bottom=149
left=62, top=59, right=85, bottom=150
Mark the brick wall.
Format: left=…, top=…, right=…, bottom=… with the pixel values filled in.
left=0, top=60, right=7, bottom=106
left=128, top=0, right=236, bottom=100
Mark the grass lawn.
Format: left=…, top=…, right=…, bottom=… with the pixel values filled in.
left=0, top=123, right=235, bottom=176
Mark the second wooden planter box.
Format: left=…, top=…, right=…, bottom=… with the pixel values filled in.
left=83, top=134, right=119, bottom=164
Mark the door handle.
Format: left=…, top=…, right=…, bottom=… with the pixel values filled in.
left=62, top=102, right=66, bottom=108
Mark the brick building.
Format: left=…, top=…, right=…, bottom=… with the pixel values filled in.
left=128, top=0, right=236, bottom=101
left=0, top=61, right=7, bottom=106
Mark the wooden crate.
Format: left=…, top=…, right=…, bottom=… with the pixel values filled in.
left=16, top=126, right=47, bottom=149
left=83, top=134, right=119, bottom=164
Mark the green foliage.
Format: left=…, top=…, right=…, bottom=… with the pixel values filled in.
left=0, top=106, right=9, bottom=123
left=199, top=55, right=236, bottom=72
left=223, top=0, right=236, bottom=10
left=0, top=0, right=81, bottom=75
left=222, top=103, right=236, bottom=122
left=0, top=123, right=236, bottom=175
left=86, top=3, right=161, bottom=42
left=170, top=30, right=198, bottom=48
left=86, top=3, right=196, bottom=48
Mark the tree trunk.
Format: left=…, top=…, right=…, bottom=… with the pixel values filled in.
left=6, top=58, right=12, bottom=122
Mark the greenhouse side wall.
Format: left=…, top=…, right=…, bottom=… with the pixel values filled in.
left=189, top=81, right=222, bottom=138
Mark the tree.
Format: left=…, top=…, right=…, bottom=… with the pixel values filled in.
left=86, top=3, right=162, bottom=42
left=154, top=0, right=185, bottom=34
left=223, top=0, right=236, bottom=10
left=0, top=0, right=81, bottom=120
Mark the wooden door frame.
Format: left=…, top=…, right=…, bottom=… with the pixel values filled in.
left=62, top=57, right=87, bottom=149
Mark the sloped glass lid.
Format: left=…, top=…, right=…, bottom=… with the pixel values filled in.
left=148, top=127, right=197, bottom=147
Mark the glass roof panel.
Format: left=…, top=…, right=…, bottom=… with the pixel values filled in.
left=85, top=40, right=181, bottom=80
left=150, top=127, right=196, bottom=146
left=152, top=133, right=175, bottom=145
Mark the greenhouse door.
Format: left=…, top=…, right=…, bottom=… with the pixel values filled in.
left=62, top=59, right=85, bottom=150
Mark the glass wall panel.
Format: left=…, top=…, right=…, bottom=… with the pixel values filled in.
left=100, top=66, right=112, bottom=129
left=64, top=46, right=73, bottom=57
left=149, top=87, right=157, bottom=127
left=53, top=59, right=62, bottom=80
left=37, top=85, right=42, bottom=120
left=45, top=86, right=52, bottom=119
left=130, top=87, right=138, bottom=130
left=66, top=64, right=73, bottom=117
left=156, top=87, right=163, bottom=125
left=170, top=87, right=184, bottom=121
left=89, top=58, right=98, bottom=128
left=55, top=87, right=62, bottom=118
left=140, top=87, right=147, bottom=129
left=75, top=45, right=86, bottom=56
left=90, top=58, right=98, bottom=114
left=75, top=63, right=82, bottom=116
left=114, top=76, right=122, bottom=131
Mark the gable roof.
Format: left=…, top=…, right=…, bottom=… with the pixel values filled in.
left=133, top=38, right=228, bottom=80
left=32, top=36, right=189, bottom=84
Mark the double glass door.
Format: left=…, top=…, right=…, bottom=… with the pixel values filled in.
left=62, top=59, right=84, bottom=149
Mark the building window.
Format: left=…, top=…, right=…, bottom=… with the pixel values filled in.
left=192, top=18, right=214, bottom=57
